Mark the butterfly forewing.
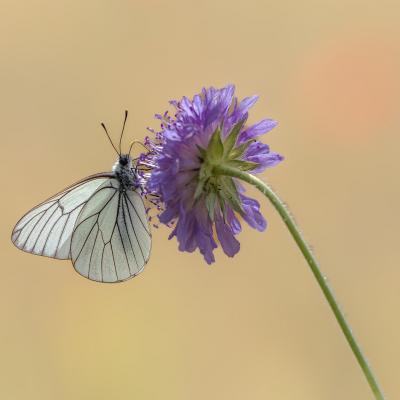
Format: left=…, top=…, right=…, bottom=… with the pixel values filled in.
left=12, top=176, right=111, bottom=259
left=70, top=179, right=151, bottom=283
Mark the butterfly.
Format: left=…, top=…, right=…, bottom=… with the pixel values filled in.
left=11, top=111, right=152, bottom=283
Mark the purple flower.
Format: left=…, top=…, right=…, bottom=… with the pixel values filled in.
left=139, top=85, right=283, bottom=264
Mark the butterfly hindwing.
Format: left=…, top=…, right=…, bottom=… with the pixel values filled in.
left=70, top=178, right=151, bottom=283
left=11, top=175, right=111, bottom=259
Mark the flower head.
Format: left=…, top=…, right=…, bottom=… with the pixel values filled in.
left=140, top=85, right=283, bottom=264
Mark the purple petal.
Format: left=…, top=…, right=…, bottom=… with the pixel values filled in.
left=180, top=96, right=195, bottom=117
left=192, top=94, right=203, bottom=116
left=238, top=119, right=277, bottom=144
left=241, top=195, right=267, bottom=231
left=244, top=141, right=269, bottom=157
left=235, top=95, right=258, bottom=116
left=163, top=128, right=181, bottom=141
left=215, top=215, right=240, bottom=257
left=218, top=84, right=235, bottom=113
left=226, top=206, right=242, bottom=234
left=250, top=153, right=284, bottom=173
left=174, top=212, right=195, bottom=252
left=197, top=232, right=217, bottom=264
left=194, top=204, right=218, bottom=263
left=243, top=141, right=284, bottom=172
left=159, top=206, right=177, bottom=224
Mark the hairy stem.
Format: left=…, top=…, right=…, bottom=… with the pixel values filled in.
left=215, top=164, right=384, bottom=400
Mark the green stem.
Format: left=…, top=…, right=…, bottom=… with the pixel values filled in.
left=214, top=164, right=385, bottom=400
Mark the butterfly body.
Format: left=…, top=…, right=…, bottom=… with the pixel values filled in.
left=112, top=154, right=139, bottom=191
left=12, top=112, right=152, bottom=283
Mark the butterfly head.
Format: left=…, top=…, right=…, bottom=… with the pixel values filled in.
left=119, top=154, right=131, bottom=167
left=113, top=154, right=132, bottom=172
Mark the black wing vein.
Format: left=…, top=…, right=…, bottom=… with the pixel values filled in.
left=71, top=180, right=151, bottom=283
left=12, top=175, right=111, bottom=259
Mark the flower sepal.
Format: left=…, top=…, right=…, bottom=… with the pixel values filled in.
left=217, top=175, right=244, bottom=216
left=223, top=119, right=246, bottom=156
left=193, top=123, right=260, bottom=219
left=207, top=126, right=224, bottom=162
left=224, top=159, right=259, bottom=171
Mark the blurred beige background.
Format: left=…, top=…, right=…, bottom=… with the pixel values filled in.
left=1, top=1, right=399, bottom=399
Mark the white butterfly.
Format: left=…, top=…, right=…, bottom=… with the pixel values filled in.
left=11, top=111, right=152, bottom=283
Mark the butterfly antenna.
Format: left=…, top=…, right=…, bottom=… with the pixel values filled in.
left=119, top=110, right=128, bottom=155
left=128, top=140, right=149, bottom=157
left=100, top=122, right=119, bottom=156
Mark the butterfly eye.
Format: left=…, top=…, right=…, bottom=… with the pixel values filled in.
left=119, top=156, right=128, bottom=166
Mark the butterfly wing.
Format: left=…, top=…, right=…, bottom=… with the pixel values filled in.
left=11, top=174, right=113, bottom=259
left=70, top=178, right=151, bottom=283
